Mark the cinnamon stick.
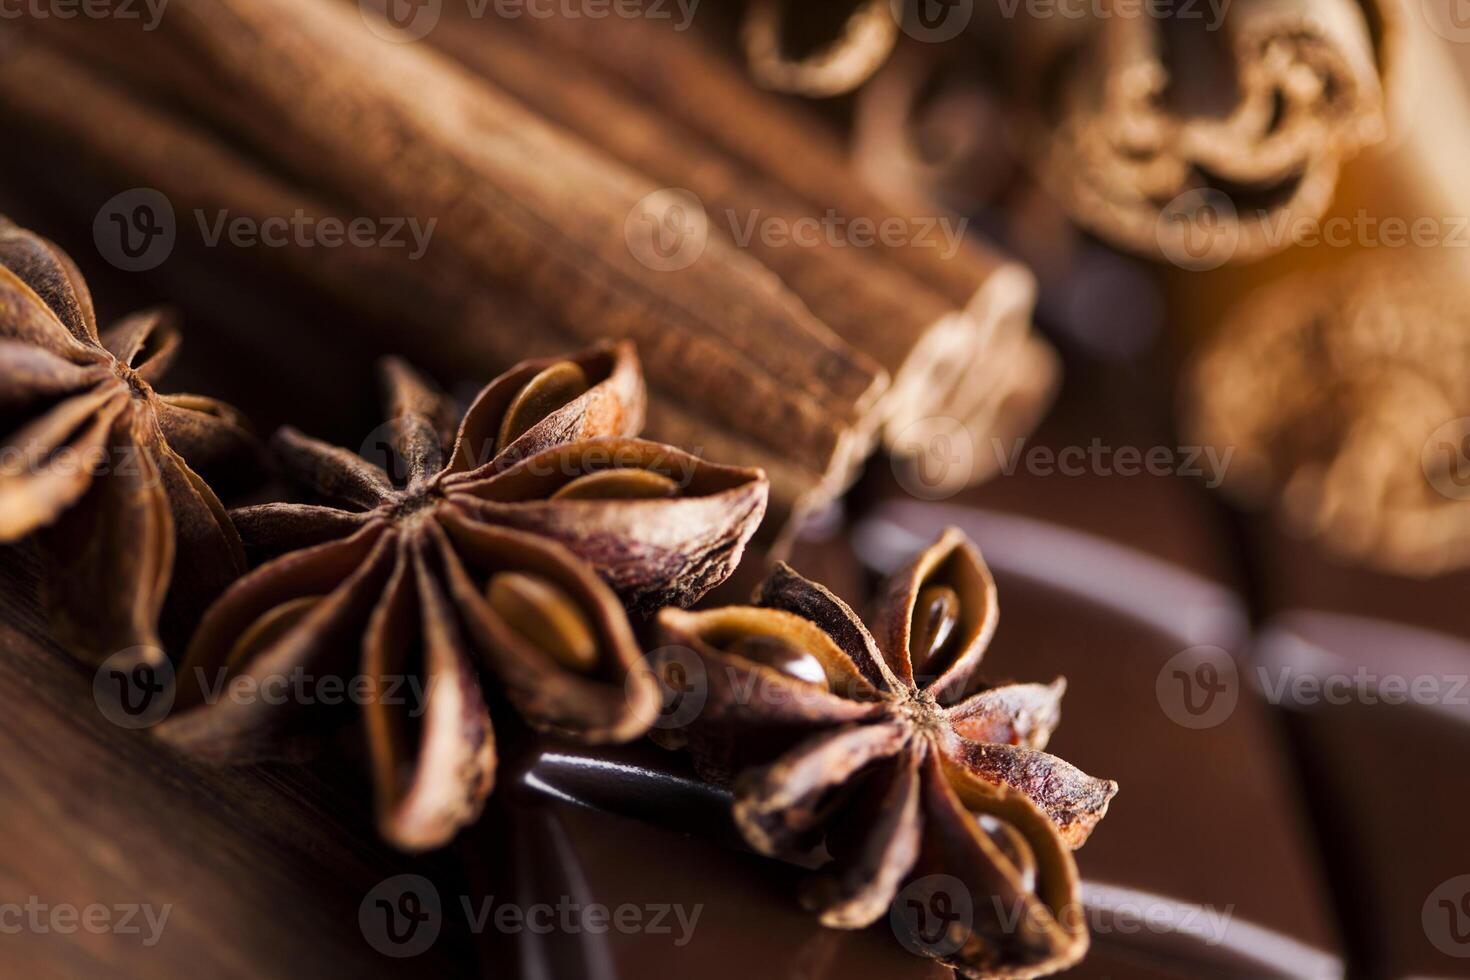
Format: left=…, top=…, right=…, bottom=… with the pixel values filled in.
left=507, top=7, right=1053, bottom=456
left=430, top=16, right=979, bottom=439
left=46, top=0, right=889, bottom=471
left=1008, top=0, right=1395, bottom=264
left=1176, top=8, right=1470, bottom=574
left=0, top=39, right=833, bottom=531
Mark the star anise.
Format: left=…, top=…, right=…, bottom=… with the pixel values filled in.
left=0, top=217, right=253, bottom=665
left=158, top=343, right=769, bottom=850
left=653, top=528, right=1117, bottom=979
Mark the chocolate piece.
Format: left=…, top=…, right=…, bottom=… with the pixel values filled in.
left=1256, top=613, right=1470, bottom=976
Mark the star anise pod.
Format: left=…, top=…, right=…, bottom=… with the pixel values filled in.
left=654, top=528, right=1117, bottom=978
left=0, top=217, right=252, bottom=665
left=159, top=343, right=769, bottom=850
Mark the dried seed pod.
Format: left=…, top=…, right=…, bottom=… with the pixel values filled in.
left=976, top=813, right=1038, bottom=895
left=0, top=218, right=254, bottom=664
left=486, top=571, right=598, bottom=672
left=446, top=342, right=644, bottom=476
left=909, top=583, right=961, bottom=677
left=495, top=361, right=589, bottom=454
left=159, top=346, right=736, bottom=852
left=654, top=528, right=1116, bottom=978
left=226, top=595, right=321, bottom=668
left=549, top=467, right=679, bottom=501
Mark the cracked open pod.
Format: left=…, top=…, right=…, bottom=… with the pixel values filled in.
left=159, top=345, right=765, bottom=850
left=652, top=528, right=1115, bottom=978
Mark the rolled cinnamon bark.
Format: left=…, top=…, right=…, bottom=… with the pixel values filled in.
left=741, top=0, right=899, bottom=98
left=0, top=37, right=836, bottom=533
left=6, top=0, right=944, bottom=535
left=1178, top=5, right=1470, bottom=574
left=431, top=16, right=978, bottom=442
left=510, top=4, right=1055, bottom=491
left=1012, top=0, right=1395, bottom=264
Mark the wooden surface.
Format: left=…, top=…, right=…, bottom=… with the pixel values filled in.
left=0, top=549, right=473, bottom=979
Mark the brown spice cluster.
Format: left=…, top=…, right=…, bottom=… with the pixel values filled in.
left=159, top=342, right=769, bottom=849
left=0, top=217, right=253, bottom=665
left=653, top=528, right=1117, bottom=978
